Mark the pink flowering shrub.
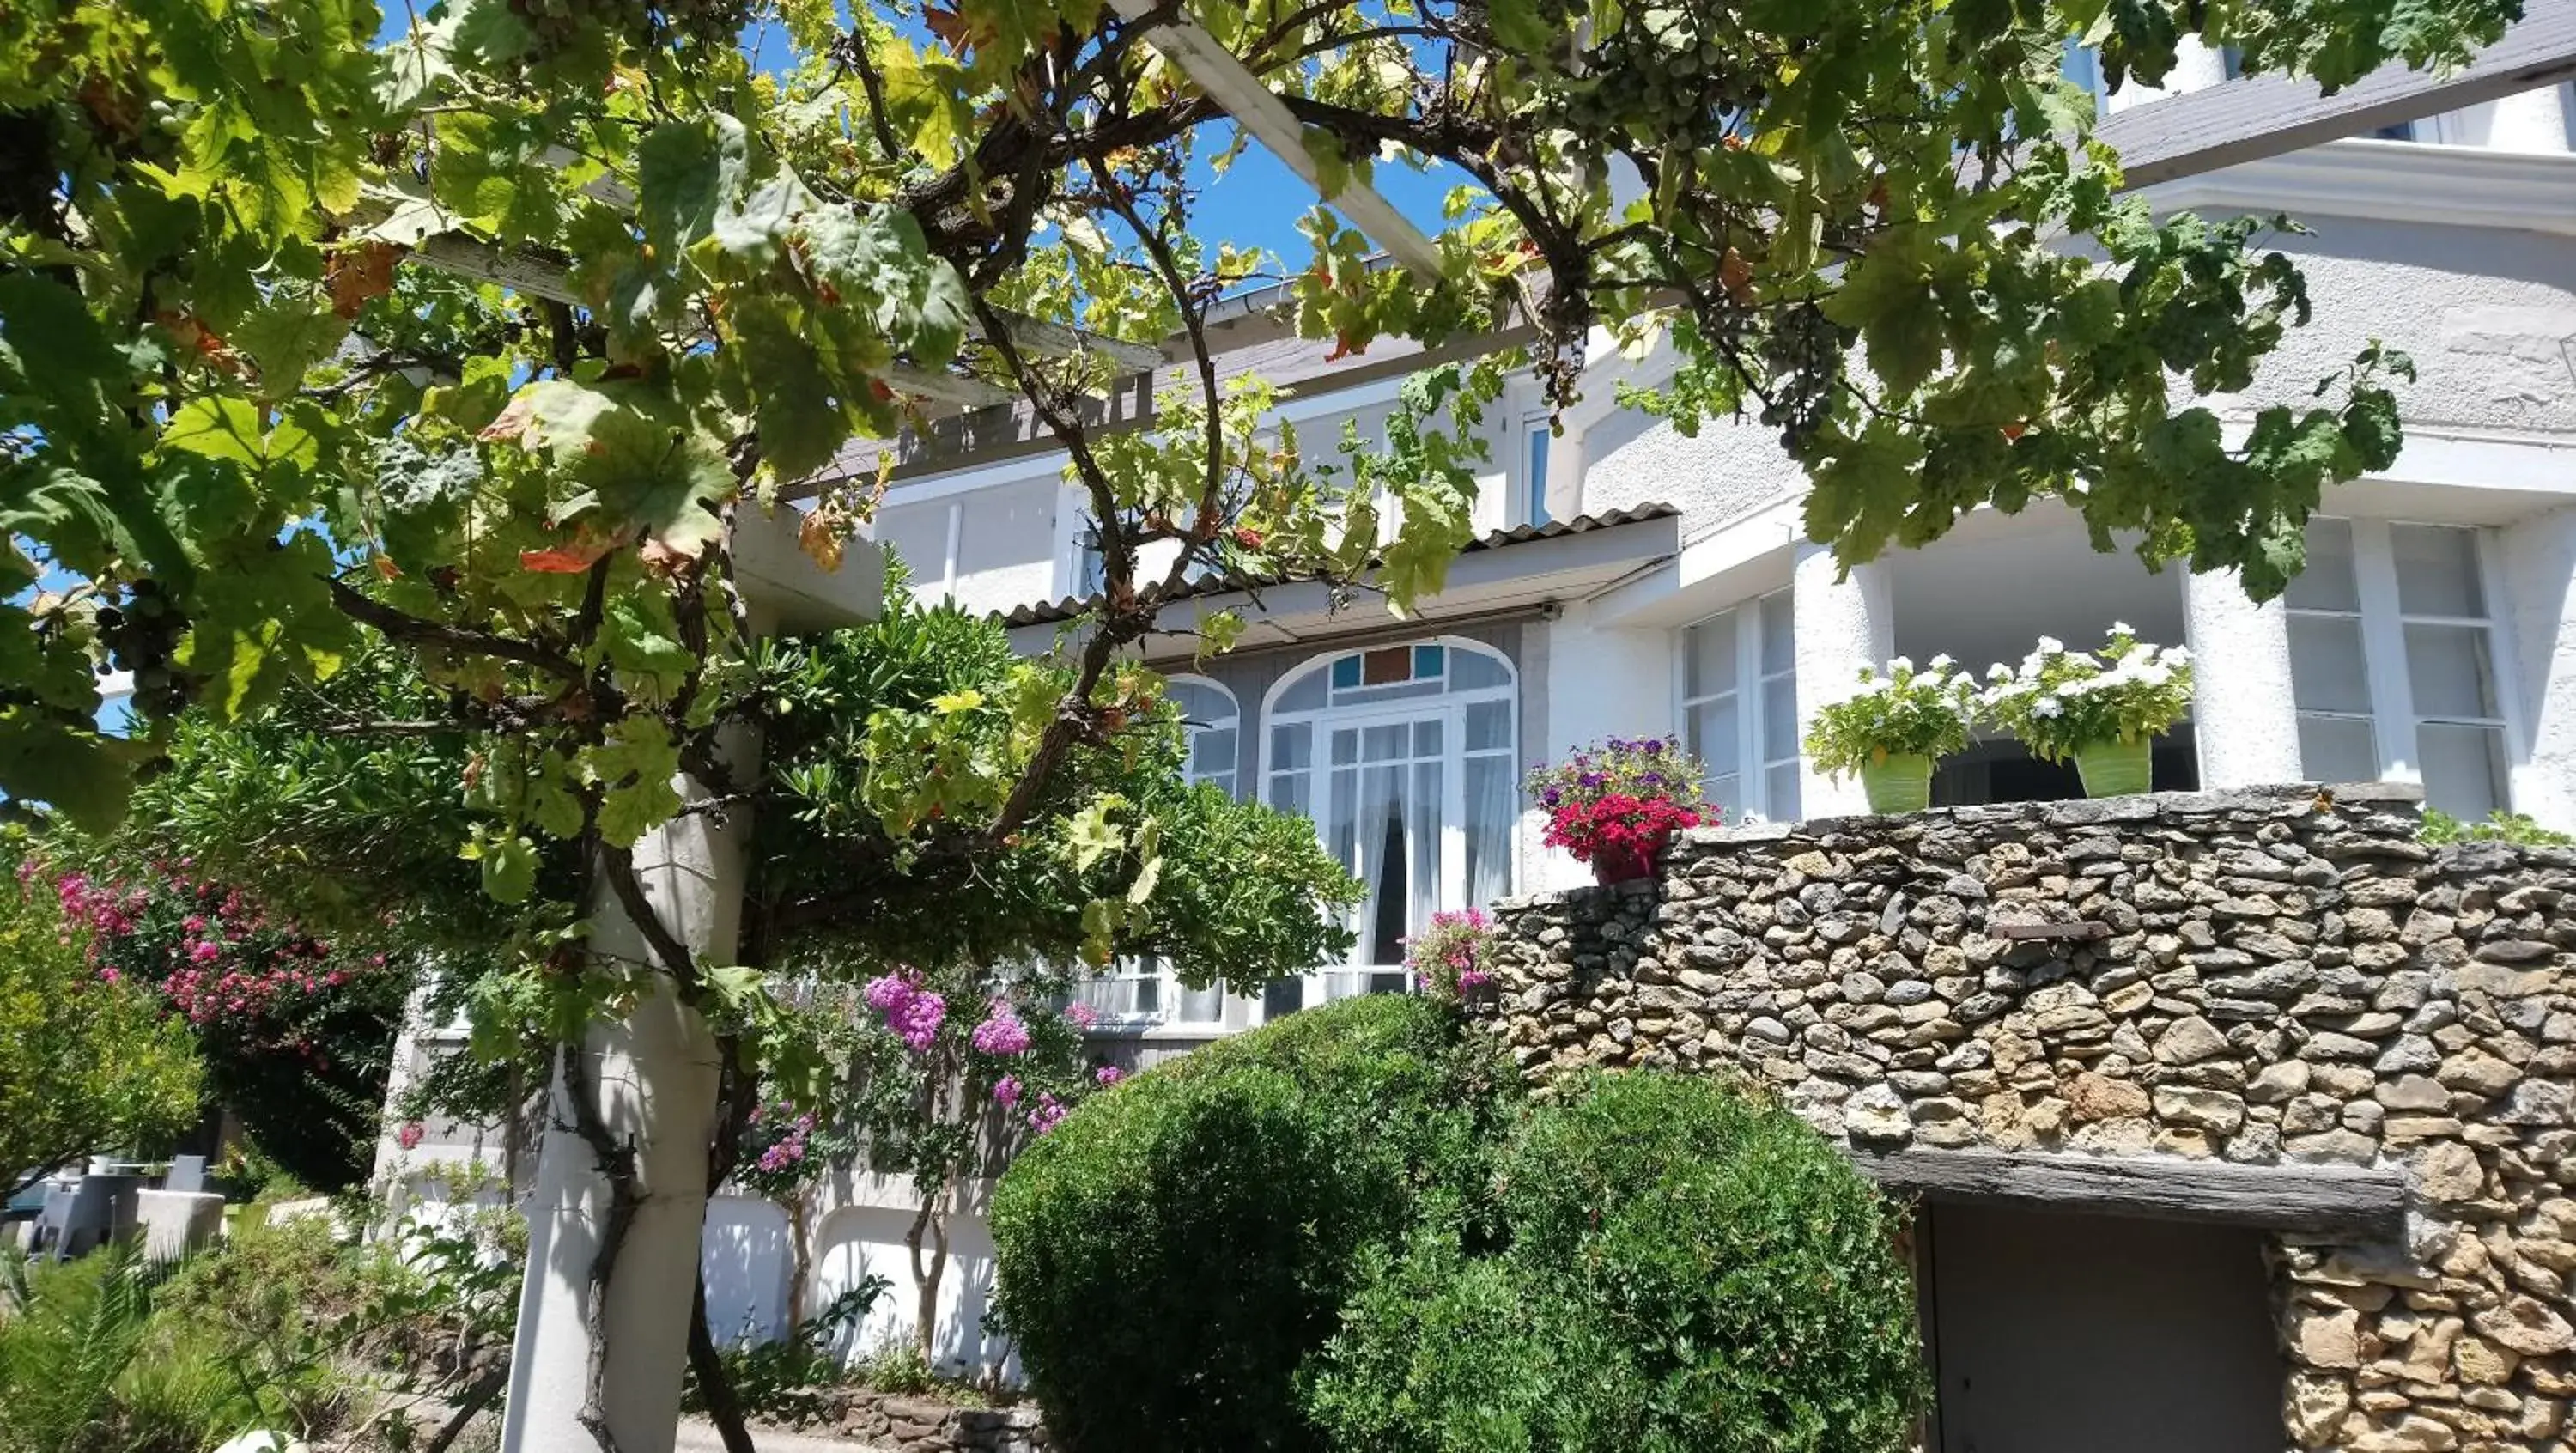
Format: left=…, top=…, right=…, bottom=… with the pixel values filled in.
left=970, top=1002, right=1033, bottom=1056
left=37, top=859, right=410, bottom=1190
left=854, top=964, right=1100, bottom=1140
left=1403, top=908, right=1500, bottom=1005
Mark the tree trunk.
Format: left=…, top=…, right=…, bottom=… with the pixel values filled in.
left=904, top=1188, right=951, bottom=1365
left=690, top=1271, right=760, bottom=1453
left=785, top=1191, right=812, bottom=1331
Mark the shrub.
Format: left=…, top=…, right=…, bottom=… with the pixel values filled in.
left=0, top=863, right=200, bottom=1194
left=989, top=994, right=1513, bottom=1453
left=1304, top=1072, right=1924, bottom=1453
left=0, top=1241, right=267, bottom=1453
left=683, top=1280, right=889, bottom=1425
left=2421, top=809, right=2574, bottom=848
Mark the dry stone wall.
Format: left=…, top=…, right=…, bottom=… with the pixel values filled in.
left=1477, top=785, right=2576, bottom=1453
left=825, top=1388, right=1049, bottom=1453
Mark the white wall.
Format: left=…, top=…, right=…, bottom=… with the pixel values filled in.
left=1576, top=406, right=1805, bottom=530
left=2206, top=216, right=2576, bottom=436
left=809, top=1201, right=1013, bottom=1378
left=2498, top=502, right=2576, bottom=830
left=700, top=1195, right=793, bottom=1347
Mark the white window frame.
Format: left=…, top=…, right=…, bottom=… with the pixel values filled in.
left=1158, top=675, right=1242, bottom=1029
left=2290, top=516, right=2527, bottom=813
left=1168, top=674, right=1241, bottom=798
left=1521, top=415, right=1554, bottom=530
left=1675, top=588, right=1801, bottom=824
left=1259, top=637, right=1520, bottom=1018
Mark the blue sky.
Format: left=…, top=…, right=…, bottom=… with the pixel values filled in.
left=380, top=3, right=1455, bottom=266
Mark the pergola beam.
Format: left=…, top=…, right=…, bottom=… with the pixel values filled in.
left=2096, top=5, right=2576, bottom=188
left=1104, top=0, right=1446, bottom=280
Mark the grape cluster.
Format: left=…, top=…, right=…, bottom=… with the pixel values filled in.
left=1562, top=9, right=1774, bottom=156
left=94, top=579, right=192, bottom=720
left=1756, top=301, right=1851, bottom=447
left=501, top=0, right=753, bottom=63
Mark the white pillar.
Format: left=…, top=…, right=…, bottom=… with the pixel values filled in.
left=501, top=759, right=748, bottom=1453
left=2500, top=503, right=2576, bottom=830
left=2104, top=36, right=2230, bottom=114
left=2183, top=567, right=2305, bottom=789
left=2486, top=86, right=2573, bottom=153
left=1793, top=541, right=1893, bottom=818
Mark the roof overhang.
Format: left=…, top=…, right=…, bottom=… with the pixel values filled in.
left=1005, top=506, right=1682, bottom=662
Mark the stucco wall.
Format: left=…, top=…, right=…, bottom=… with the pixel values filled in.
left=1577, top=408, right=1805, bottom=532
left=2500, top=502, right=2576, bottom=831
left=2198, top=217, right=2576, bottom=435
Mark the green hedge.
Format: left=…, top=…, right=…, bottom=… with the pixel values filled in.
left=1304, top=1071, right=1924, bottom=1453
left=989, top=994, right=1510, bottom=1453
left=994, top=1000, right=1921, bottom=1453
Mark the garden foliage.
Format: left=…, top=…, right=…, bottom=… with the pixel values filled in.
left=990, top=994, right=1514, bottom=1453
left=993, top=999, right=1918, bottom=1453
left=1306, top=1072, right=1924, bottom=1453
left=0, top=860, right=199, bottom=1195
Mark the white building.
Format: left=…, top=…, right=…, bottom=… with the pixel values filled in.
left=391, top=62, right=2576, bottom=1375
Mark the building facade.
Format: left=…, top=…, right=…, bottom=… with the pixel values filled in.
left=380, top=57, right=2576, bottom=1389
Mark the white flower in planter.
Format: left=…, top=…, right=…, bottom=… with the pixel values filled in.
left=2032, top=696, right=2063, bottom=719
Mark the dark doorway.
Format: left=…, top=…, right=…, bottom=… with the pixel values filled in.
left=1932, top=728, right=2200, bottom=809
left=1925, top=1201, right=2282, bottom=1453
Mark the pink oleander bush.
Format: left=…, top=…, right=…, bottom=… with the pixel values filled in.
left=33, top=859, right=410, bottom=1190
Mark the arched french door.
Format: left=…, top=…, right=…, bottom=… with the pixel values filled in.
left=1261, top=639, right=1518, bottom=1013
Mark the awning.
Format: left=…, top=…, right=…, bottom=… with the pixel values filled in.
left=1004, top=503, right=1682, bottom=660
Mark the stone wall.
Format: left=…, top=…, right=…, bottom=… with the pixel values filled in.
left=1477, top=785, right=2576, bottom=1453
left=825, top=1388, right=1049, bottom=1453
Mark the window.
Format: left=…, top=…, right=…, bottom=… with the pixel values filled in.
left=1169, top=677, right=1240, bottom=797
left=2062, top=40, right=2106, bottom=108
left=1060, top=679, right=1245, bottom=1031
left=2287, top=519, right=2517, bottom=820
left=1069, top=521, right=1107, bottom=599
left=1264, top=641, right=1518, bottom=1006
left=1066, top=967, right=1160, bottom=1024
left=1523, top=419, right=1553, bottom=529
left=1679, top=590, right=1801, bottom=822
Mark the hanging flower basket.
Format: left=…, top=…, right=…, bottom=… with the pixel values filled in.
left=2074, top=738, right=2154, bottom=798
left=1858, top=752, right=1935, bottom=814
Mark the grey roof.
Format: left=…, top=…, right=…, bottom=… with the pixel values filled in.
left=999, top=502, right=1682, bottom=628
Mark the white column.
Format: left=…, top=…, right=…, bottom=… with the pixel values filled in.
left=1793, top=541, right=1893, bottom=818
left=2104, top=37, right=2230, bottom=114
left=2486, top=86, right=2573, bottom=153
left=2183, top=567, right=2305, bottom=789
left=2499, top=503, right=2576, bottom=830
left=502, top=756, right=748, bottom=1453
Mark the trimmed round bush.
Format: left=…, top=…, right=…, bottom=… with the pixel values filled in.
left=990, top=994, right=1510, bottom=1453
left=1303, top=1071, right=1924, bottom=1453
